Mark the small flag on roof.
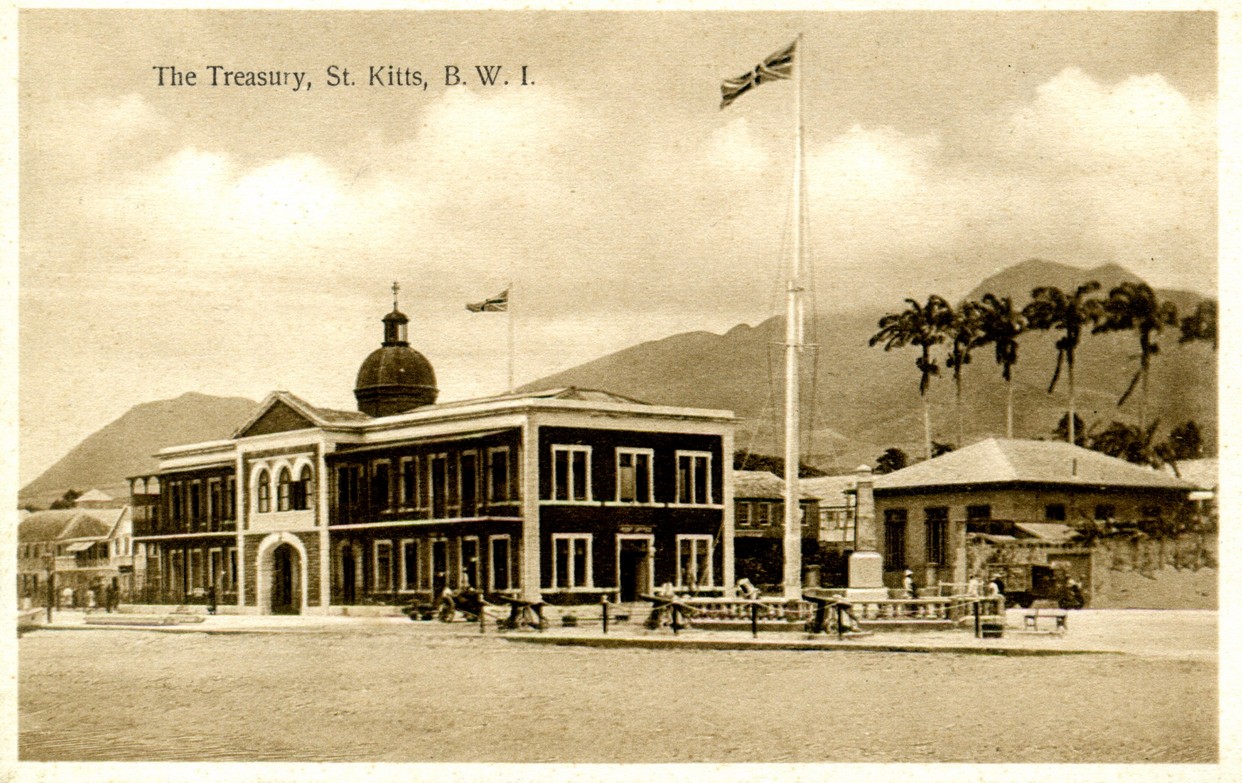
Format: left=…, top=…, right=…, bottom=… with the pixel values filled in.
left=720, top=39, right=797, bottom=109
left=466, top=289, right=509, bottom=312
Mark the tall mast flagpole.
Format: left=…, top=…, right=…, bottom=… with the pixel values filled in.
left=507, top=280, right=515, bottom=394
left=782, top=33, right=805, bottom=600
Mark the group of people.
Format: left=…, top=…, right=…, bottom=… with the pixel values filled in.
left=58, top=579, right=121, bottom=612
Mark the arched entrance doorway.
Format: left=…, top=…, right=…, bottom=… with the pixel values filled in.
left=256, top=533, right=307, bottom=615
left=270, top=544, right=300, bottom=615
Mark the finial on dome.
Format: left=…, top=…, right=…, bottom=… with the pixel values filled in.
left=392, top=280, right=400, bottom=310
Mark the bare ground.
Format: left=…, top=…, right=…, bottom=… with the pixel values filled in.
left=18, top=622, right=1216, bottom=763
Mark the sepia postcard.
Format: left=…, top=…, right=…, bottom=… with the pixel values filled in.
left=4, top=3, right=1233, bottom=782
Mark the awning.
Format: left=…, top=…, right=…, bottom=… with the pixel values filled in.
left=65, top=541, right=99, bottom=552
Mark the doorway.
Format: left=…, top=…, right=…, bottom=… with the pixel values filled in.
left=617, top=535, right=653, bottom=602
left=270, top=544, right=299, bottom=615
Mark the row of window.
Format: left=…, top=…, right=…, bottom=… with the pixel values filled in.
left=552, top=533, right=715, bottom=590
left=364, top=535, right=517, bottom=594
left=550, top=446, right=715, bottom=505
left=17, top=540, right=132, bottom=560
left=337, top=447, right=515, bottom=520
left=356, top=533, right=718, bottom=592
left=163, top=475, right=237, bottom=529
left=883, top=508, right=949, bottom=569
left=255, top=465, right=314, bottom=513
left=160, top=546, right=239, bottom=593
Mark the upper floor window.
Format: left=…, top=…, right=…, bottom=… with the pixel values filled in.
left=291, top=465, right=313, bottom=511
left=675, top=451, right=713, bottom=505
left=552, top=445, right=591, bottom=502
left=277, top=467, right=293, bottom=512
left=223, top=476, right=236, bottom=521
left=488, top=447, right=511, bottom=503
left=616, top=448, right=653, bottom=503
left=1094, top=504, right=1116, bottom=521
left=400, top=457, right=418, bottom=508
left=256, top=469, right=271, bottom=513
left=371, top=461, right=392, bottom=511
left=1045, top=503, right=1066, bottom=522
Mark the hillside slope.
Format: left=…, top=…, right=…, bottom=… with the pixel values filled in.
left=20, top=393, right=258, bottom=508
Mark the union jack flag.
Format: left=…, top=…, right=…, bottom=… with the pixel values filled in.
left=720, top=39, right=797, bottom=109
left=466, top=289, right=508, bottom=312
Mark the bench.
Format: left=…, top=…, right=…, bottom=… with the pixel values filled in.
left=1023, top=608, right=1068, bottom=633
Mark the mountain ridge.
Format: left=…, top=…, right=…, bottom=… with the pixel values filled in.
left=20, top=260, right=1215, bottom=506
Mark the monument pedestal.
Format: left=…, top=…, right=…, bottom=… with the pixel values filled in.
left=845, top=550, right=889, bottom=602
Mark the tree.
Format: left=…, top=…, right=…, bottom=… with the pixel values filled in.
left=945, top=301, right=984, bottom=446
left=1179, top=299, right=1217, bottom=349
left=1093, top=282, right=1178, bottom=430
left=874, top=447, right=909, bottom=475
left=1164, top=421, right=1204, bottom=461
left=1086, top=420, right=1161, bottom=467
left=869, top=295, right=953, bottom=460
left=930, top=441, right=955, bottom=458
left=1154, top=420, right=1205, bottom=475
left=49, top=489, right=82, bottom=510
left=1023, top=281, right=1102, bottom=447
left=973, top=293, right=1026, bottom=438
left=1051, top=413, right=1087, bottom=447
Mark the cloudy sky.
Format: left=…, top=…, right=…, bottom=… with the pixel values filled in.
left=17, top=9, right=1218, bottom=485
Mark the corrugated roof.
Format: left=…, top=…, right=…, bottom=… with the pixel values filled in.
left=799, top=475, right=858, bottom=507
left=874, top=438, right=1196, bottom=492
left=18, top=509, right=118, bottom=543
left=734, top=470, right=820, bottom=501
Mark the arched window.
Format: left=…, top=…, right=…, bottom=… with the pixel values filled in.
left=293, top=465, right=313, bottom=511
left=256, top=469, right=271, bottom=513
left=277, top=467, right=293, bottom=512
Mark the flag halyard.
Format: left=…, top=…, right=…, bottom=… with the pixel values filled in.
left=466, top=289, right=509, bottom=312
left=720, top=39, right=797, bottom=109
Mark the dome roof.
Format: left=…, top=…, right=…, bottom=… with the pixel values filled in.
left=355, top=345, right=437, bottom=391
left=354, top=291, right=439, bottom=416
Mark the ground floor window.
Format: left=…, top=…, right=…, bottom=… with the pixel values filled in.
left=552, top=534, right=592, bottom=589
left=400, top=539, right=419, bottom=591
left=489, top=535, right=513, bottom=592
left=459, top=536, right=480, bottom=589
left=209, top=548, right=222, bottom=590
left=169, top=550, right=184, bottom=594
left=924, top=507, right=948, bottom=565
left=189, top=549, right=204, bottom=590
left=884, top=509, right=907, bottom=570
left=676, top=534, right=714, bottom=589
left=374, top=540, right=394, bottom=591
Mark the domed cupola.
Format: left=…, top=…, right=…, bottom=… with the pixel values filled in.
left=354, top=282, right=438, bottom=417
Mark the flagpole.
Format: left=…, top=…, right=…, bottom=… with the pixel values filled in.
left=782, top=33, right=805, bottom=601
left=507, top=280, right=515, bottom=394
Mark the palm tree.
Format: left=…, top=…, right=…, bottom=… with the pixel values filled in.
left=973, top=294, right=1025, bottom=438
left=1023, top=281, right=1101, bottom=446
left=1093, top=282, right=1178, bottom=431
left=869, top=295, right=953, bottom=459
left=945, top=301, right=984, bottom=446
